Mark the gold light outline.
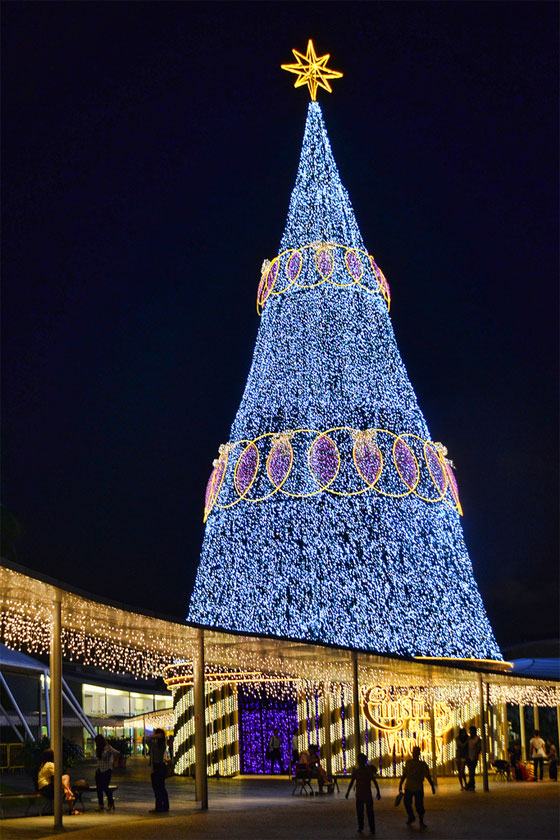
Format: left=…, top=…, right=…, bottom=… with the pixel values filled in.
left=257, top=243, right=390, bottom=313
left=392, top=436, right=420, bottom=493
left=265, top=438, right=294, bottom=491
left=258, top=257, right=279, bottom=314
left=307, top=432, right=341, bottom=491
left=345, top=249, right=363, bottom=284
left=233, top=441, right=260, bottom=499
left=443, top=461, right=463, bottom=516
left=286, top=250, right=304, bottom=285
left=315, top=247, right=335, bottom=282
left=207, top=427, right=462, bottom=516
left=423, top=441, right=448, bottom=501
left=203, top=450, right=229, bottom=522
left=352, top=437, right=383, bottom=488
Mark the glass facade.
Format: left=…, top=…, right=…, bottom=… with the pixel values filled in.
left=82, top=683, right=170, bottom=717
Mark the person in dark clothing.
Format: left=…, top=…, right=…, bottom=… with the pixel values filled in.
left=508, top=743, right=524, bottom=780
left=94, top=734, right=119, bottom=811
left=345, top=752, right=380, bottom=834
left=465, top=725, right=482, bottom=790
left=546, top=741, right=557, bottom=781
left=399, top=746, right=435, bottom=830
left=147, top=728, right=169, bottom=813
left=267, top=730, right=284, bottom=774
left=455, top=727, right=469, bottom=790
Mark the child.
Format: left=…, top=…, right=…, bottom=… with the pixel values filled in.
left=345, top=752, right=381, bottom=834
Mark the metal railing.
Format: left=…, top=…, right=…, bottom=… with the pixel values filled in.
left=0, top=742, right=25, bottom=769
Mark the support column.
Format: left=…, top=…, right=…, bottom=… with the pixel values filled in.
left=322, top=682, right=333, bottom=780
left=501, top=703, right=509, bottom=759
left=478, top=673, right=489, bottom=792
left=487, top=683, right=494, bottom=761
left=533, top=704, right=540, bottom=733
left=519, top=704, right=526, bottom=760
left=429, top=701, right=438, bottom=786
left=193, top=628, right=208, bottom=810
left=50, top=591, right=63, bottom=829
left=38, top=678, right=43, bottom=739
left=44, top=671, right=51, bottom=738
left=556, top=705, right=560, bottom=752
left=352, top=652, right=361, bottom=766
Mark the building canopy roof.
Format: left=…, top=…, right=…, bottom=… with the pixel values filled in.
left=0, top=641, right=46, bottom=672
left=0, top=561, right=558, bottom=707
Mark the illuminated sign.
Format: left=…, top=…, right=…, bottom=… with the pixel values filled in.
left=362, top=686, right=453, bottom=760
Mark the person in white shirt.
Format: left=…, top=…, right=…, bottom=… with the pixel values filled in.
left=529, top=730, right=546, bottom=781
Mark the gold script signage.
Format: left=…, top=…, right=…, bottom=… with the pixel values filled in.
left=362, top=686, right=452, bottom=760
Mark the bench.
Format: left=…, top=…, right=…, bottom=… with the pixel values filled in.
left=0, top=792, right=49, bottom=818
left=292, top=764, right=313, bottom=796
left=72, top=782, right=118, bottom=812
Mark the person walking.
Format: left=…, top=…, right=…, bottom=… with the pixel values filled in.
left=529, top=730, right=546, bottom=781
left=455, top=727, right=469, bottom=790
left=398, top=745, right=435, bottom=830
left=546, top=740, right=557, bottom=781
left=465, top=725, right=482, bottom=790
left=345, top=752, right=380, bottom=834
left=147, top=728, right=170, bottom=812
left=267, top=729, right=284, bottom=774
left=94, top=734, right=119, bottom=812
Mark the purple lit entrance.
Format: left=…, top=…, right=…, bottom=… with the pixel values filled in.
left=238, top=684, right=298, bottom=774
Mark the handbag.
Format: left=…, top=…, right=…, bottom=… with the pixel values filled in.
left=394, top=791, right=404, bottom=807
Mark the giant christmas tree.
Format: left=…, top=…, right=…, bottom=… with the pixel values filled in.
left=188, top=41, right=502, bottom=661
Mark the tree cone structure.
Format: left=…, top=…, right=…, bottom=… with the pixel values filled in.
left=188, top=102, right=502, bottom=661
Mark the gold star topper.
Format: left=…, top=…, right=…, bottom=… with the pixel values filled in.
left=281, top=39, right=343, bottom=101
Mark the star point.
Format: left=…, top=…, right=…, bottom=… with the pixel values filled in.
left=281, top=39, right=343, bottom=101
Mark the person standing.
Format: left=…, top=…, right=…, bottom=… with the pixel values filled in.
left=291, top=728, right=299, bottom=772
left=147, top=728, right=169, bottom=812
left=94, top=735, right=119, bottom=812
left=345, top=752, right=380, bottom=834
left=267, top=729, right=284, bottom=774
left=455, top=727, right=469, bottom=790
left=529, top=730, right=546, bottom=781
left=465, top=725, right=482, bottom=790
left=546, top=740, right=557, bottom=781
left=398, top=745, right=435, bottom=830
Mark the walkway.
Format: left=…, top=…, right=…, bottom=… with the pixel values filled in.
left=2, top=760, right=558, bottom=840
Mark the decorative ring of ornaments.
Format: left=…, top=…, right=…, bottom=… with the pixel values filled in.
left=204, top=429, right=461, bottom=522
left=256, top=241, right=391, bottom=315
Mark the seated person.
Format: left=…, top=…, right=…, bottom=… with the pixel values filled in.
left=508, top=744, right=524, bottom=781
left=38, top=749, right=80, bottom=815
left=298, top=747, right=310, bottom=766
left=308, top=744, right=334, bottom=793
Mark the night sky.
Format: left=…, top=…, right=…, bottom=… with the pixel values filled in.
left=2, top=2, right=558, bottom=649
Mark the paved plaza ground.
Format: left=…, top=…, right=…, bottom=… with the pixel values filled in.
left=2, top=758, right=559, bottom=840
